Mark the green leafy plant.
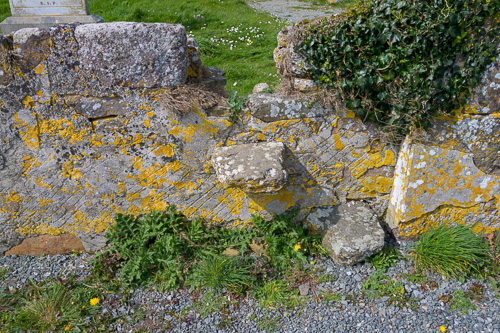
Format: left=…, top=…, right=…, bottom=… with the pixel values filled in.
left=300, top=0, right=500, bottom=135
left=365, top=244, right=401, bottom=271
left=410, top=224, right=490, bottom=279
left=439, top=286, right=484, bottom=315
left=228, top=90, right=246, bottom=123
left=93, top=206, right=325, bottom=295
left=362, top=270, right=416, bottom=309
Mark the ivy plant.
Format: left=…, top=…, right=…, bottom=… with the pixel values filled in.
left=300, top=0, right=500, bottom=135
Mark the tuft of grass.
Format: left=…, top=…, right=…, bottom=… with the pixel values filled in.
left=189, top=254, right=254, bottom=293
left=410, top=224, right=490, bottom=279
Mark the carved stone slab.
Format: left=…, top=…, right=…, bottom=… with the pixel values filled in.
left=9, top=0, right=89, bottom=17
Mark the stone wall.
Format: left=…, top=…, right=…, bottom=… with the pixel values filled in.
left=0, top=21, right=498, bottom=256
left=275, top=23, right=500, bottom=238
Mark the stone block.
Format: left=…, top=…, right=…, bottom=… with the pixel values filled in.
left=321, top=201, right=385, bottom=265
left=212, top=142, right=288, bottom=193
left=5, top=233, right=85, bottom=255
left=0, top=15, right=104, bottom=36
left=247, top=93, right=329, bottom=122
left=386, top=137, right=500, bottom=235
left=74, top=22, right=188, bottom=89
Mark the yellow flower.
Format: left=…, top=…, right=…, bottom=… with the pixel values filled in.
left=90, top=298, right=100, bottom=306
left=248, top=39, right=252, bottom=43
left=439, top=326, right=446, bottom=332
left=294, top=244, right=301, bottom=251
left=82, top=305, right=85, bottom=309
left=64, top=325, right=71, bottom=331
left=310, top=261, right=315, bottom=266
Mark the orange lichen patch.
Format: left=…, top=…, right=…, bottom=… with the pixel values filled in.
left=357, top=175, right=394, bottom=195
left=111, top=132, right=143, bottom=147
left=398, top=202, right=500, bottom=237
left=350, top=149, right=395, bottom=179
left=0, top=191, right=21, bottom=214
left=152, top=143, right=175, bottom=157
left=35, top=177, right=53, bottom=190
left=333, top=134, right=344, bottom=150
left=72, top=210, right=114, bottom=234
left=21, top=155, right=41, bottom=178
left=39, top=118, right=89, bottom=144
left=61, top=159, right=83, bottom=180
left=13, top=112, right=40, bottom=150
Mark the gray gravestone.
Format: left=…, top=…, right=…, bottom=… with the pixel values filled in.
left=0, top=0, right=104, bottom=35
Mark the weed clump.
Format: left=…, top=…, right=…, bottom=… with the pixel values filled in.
left=92, top=205, right=326, bottom=301
left=409, top=224, right=490, bottom=279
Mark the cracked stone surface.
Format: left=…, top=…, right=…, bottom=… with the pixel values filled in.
left=321, top=201, right=385, bottom=265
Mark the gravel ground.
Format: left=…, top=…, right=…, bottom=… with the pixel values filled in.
left=247, top=0, right=342, bottom=22
left=1, top=241, right=499, bottom=333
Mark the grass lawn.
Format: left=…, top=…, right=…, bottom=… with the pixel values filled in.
left=0, top=0, right=291, bottom=94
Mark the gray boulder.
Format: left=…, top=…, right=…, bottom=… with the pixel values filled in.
left=321, top=201, right=385, bottom=265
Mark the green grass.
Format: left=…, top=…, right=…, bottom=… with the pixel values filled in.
left=0, top=0, right=286, bottom=94
left=410, top=224, right=490, bottom=279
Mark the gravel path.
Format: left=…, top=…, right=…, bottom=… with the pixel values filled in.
left=247, top=0, right=342, bottom=23
left=1, top=241, right=500, bottom=333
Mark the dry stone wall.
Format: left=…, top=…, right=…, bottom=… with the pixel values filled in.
left=0, top=21, right=499, bottom=256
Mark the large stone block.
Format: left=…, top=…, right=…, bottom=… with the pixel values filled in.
left=75, top=22, right=188, bottom=89
left=387, top=136, right=500, bottom=236
left=212, top=142, right=288, bottom=193
left=321, top=201, right=385, bottom=265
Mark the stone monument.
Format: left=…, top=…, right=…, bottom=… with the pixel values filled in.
left=0, top=0, right=104, bottom=35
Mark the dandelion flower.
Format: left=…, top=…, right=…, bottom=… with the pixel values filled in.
left=90, top=298, right=100, bottom=306
left=64, top=325, right=71, bottom=331
left=294, top=244, right=301, bottom=251
left=439, top=326, right=446, bottom=332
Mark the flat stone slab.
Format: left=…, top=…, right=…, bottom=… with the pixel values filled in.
left=0, top=15, right=103, bottom=35
left=322, top=201, right=385, bottom=265
left=212, top=142, right=288, bottom=193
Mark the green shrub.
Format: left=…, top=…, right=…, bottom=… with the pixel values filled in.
left=300, top=0, right=500, bottom=135
left=410, top=223, right=490, bottom=278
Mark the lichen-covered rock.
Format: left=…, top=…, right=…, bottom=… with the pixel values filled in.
left=293, top=78, right=316, bottom=91
left=321, top=201, right=385, bottom=265
left=387, top=136, right=500, bottom=236
left=187, top=37, right=202, bottom=81
left=252, top=82, right=270, bottom=93
left=274, top=25, right=311, bottom=78
left=0, top=35, right=13, bottom=86
left=212, top=142, right=288, bottom=193
left=464, top=49, right=500, bottom=115
left=247, top=93, right=329, bottom=121
left=74, top=22, right=187, bottom=89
